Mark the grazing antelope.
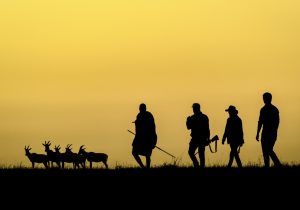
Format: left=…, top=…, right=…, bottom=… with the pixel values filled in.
left=78, top=145, right=108, bottom=169
left=42, top=141, right=61, bottom=168
left=24, top=145, right=49, bottom=168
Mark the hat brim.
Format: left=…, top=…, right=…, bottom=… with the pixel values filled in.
left=225, top=109, right=238, bottom=112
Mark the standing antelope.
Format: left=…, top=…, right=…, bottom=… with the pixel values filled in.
left=61, top=144, right=75, bottom=169
left=42, top=141, right=61, bottom=168
left=61, top=144, right=85, bottom=169
left=78, top=145, right=108, bottom=169
left=54, top=145, right=63, bottom=167
left=24, top=145, right=49, bottom=168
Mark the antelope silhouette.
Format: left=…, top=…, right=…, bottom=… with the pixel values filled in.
left=42, top=141, right=61, bottom=168
left=24, top=145, right=49, bottom=168
left=62, top=144, right=85, bottom=169
left=78, top=145, right=108, bottom=169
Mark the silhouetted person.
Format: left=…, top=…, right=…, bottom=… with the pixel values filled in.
left=132, top=103, right=157, bottom=168
left=222, top=105, right=244, bottom=168
left=186, top=103, right=210, bottom=168
left=256, top=92, right=282, bottom=167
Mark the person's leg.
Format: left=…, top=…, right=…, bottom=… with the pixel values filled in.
left=198, top=145, right=205, bottom=168
left=146, top=156, right=151, bottom=168
left=188, top=141, right=199, bottom=168
left=132, top=150, right=145, bottom=168
left=231, top=144, right=242, bottom=168
left=269, top=141, right=281, bottom=167
left=261, top=141, right=270, bottom=167
left=228, top=151, right=234, bottom=168
left=270, top=151, right=281, bottom=167
left=235, top=152, right=242, bottom=168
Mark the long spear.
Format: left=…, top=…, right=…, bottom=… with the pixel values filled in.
left=127, top=130, right=176, bottom=159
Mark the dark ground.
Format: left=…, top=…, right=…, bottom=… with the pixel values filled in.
left=0, top=166, right=299, bottom=208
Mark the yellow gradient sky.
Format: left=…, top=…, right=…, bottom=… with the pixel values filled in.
left=0, top=1, right=299, bottom=167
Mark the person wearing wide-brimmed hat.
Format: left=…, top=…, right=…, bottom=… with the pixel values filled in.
left=222, top=105, right=244, bottom=168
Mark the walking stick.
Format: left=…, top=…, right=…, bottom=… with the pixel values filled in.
left=127, top=130, right=176, bottom=159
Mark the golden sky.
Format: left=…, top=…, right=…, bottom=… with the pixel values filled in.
left=0, top=0, right=299, bottom=167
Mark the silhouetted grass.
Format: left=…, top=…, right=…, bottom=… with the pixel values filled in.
left=1, top=163, right=299, bottom=177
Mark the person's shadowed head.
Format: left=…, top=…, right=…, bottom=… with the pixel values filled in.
left=192, top=103, right=201, bottom=114
left=225, top=105, right=238, bottom=116
left=139, top=103, right=147, bottom=113
left=263, top=92, right=272, bottom=105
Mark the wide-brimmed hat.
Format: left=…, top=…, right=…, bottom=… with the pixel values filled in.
left=225, top=105, right=238, bottom=113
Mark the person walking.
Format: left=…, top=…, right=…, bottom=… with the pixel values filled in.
left=186, top=103, right=210, bottom=168
left=256, top=92, right=282, bottom=167
left=132, top=103, right=157, bottom=168
left=222, top=105, right=244, bottom=168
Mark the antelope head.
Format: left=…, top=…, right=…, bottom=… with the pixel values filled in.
left=78, top=145, right=86, bottom=154
left=42, top=141, right=52, bottom=151
left=65, top=144, right=73, bottom=153
left=24, top=145, right=32, bottom=156
left=54, top=145, right=61, bottom=153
